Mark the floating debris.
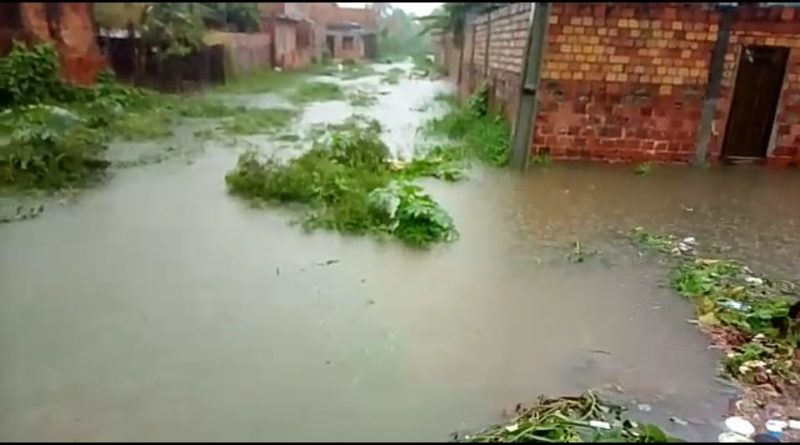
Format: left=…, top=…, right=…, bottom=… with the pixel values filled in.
left=453, top=392, right=680, bottom=443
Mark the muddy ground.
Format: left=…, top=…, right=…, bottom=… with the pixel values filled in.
left=1, top=61, right=799, bottom=441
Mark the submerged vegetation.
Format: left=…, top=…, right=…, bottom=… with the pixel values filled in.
left=633, top=228, right=799, bottom=393
left=289, top=81, right=345, bottom=104
left=456, top=391, right=681, bottom=443
left=423, top=84, right=510, bottom=167
left=225, top=115, right=459, bottom=247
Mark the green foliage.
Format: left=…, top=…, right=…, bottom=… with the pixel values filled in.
left=634, top=162, right=652, bottom=175
left=0, top=42, right=68, bottom=107
left=212, top=69, right=306, bottom=94
left=347, top=90, right=379, bottom=107
left=633, top=227, right=799, bottom=385
left=670, top=258, right=798, bottom=381
left=423, top=86, right=510, bottom=167
left=0, top=107, right=107, bottom=189
left=225, top=116, right=458, bottom=247
left=456, top=391, right=683, bottom=443
left=632, top=227, right=678, bottom=253
left=399, top=145, right=468, bottom=182
left=530, top=153, right=552, bottom=166
left=199, top=3, right=260, bottom=32
left=289, top=81, right=345, bottom=103
left=381, top=67, right=405, bottom=85
left=217, top=108, right=299, bottom=135
left=368, top=181, right=458, bottom=246
left=141, top=3, right=206, bottom=58
left=373, top=4, right=432, bottom=59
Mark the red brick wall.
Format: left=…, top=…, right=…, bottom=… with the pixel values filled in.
left=11, top=3, right=106, bottom=86
left=534, top=3, right=800, bottom=165
left=458, top=4, right=531, bottom=123
left=711, top=6, right=800, bottom=166
left=533, top=3, right=719, bottom=163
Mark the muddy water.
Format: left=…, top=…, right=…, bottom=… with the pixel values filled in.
left=2, top=62, right=798, bottom=441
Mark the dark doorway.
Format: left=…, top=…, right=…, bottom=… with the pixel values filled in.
left=326, top=35, right=335, bottom=58
left=363, top=33, right=377, bottom=59
left=721, top=45, right=789, bottom=161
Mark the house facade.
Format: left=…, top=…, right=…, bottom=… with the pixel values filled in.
left=441, top=3, right=800, bottom=167
left=308, top=3, right=378, bottom=61
left=259, top=2, right=316, bottom=70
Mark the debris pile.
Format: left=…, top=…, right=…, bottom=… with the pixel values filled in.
left=453, top=392, right=681, bottom=443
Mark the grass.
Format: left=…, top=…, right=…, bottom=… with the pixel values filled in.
left=217, top=108, right=299, bottom=136
left=289, top=81, right=345, bottom=103
left=422, top=87, right=511, bottom=167
left=347, top=90, right=379, bottom=107
left=224, top=114, right=459, bottom=247
left=212, top=69, right=306, bottom=94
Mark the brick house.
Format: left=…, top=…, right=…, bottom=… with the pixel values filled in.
left=309, top=3, right=378, bottom=61
left=445, top=3, right=800, bottom=166
left=0, top=2, right=105, bottom=85
left=259, top=2, right=316, bottom=70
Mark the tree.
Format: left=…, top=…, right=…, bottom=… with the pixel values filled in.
left=139, top=3, right=206, bottom=58
left=198, top=3, right=260, bottom=33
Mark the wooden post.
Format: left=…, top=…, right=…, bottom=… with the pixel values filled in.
left=693, top=6, right=734, bottom=166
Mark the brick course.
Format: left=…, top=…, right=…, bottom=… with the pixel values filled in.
left=437, top=3, right=800, bottom=166
left=458, top=3, right=531, bottom=122
left=534, top=3, right=718, bottom=163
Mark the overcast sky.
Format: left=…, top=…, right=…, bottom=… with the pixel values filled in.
left=339, top=2, right=443, bottom=17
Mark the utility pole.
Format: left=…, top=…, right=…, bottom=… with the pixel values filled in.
left=509, top=3, right=550, bottom=170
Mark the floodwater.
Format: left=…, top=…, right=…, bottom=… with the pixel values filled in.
left=2, top=61, right=799, bottom=441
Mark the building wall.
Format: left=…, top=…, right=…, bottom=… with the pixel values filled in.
left=711, top=6, right=800, bottom=165
left=436, top=3, right=800, bottom=166
left=5, top=3, right=106, bottom=85
left=454, top=4, right=531, bottom=123
left=534, top=3, right=800, bottom=164
left=203, top=31, right=272, bottom=77
left=272, top=20, right=310, bottom=69
left=533, top=3, right=719, bottom=163
left=328, top=32, right=364, bottom=61
left=308, top=2, right=376, bottom=61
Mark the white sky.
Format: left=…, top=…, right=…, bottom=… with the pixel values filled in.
left=339, top=2, right=443, bottom=17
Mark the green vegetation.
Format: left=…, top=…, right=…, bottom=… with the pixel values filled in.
left=530, top=153, right=552, bottom=166
left=289, top=81, right=345, bottom=103
left=634, top=162, right=652, bottom=175
left=347, top=90, right=379, bottom=107
left=225, top=115, right=459, bottom=247
left=381, top=67, right=406, bottom=85
left=372, top=3, right=432, bottom=59
left=398, top=145, right=468, bottom=182
left=411, top=54, right=447, bottom=78
left=217, top=108, right=299, bottom=136
left=212, top=69, right=306, bottom=94
left=316, top=62, right=378, bottom=80
left=423, top=85, right=510, bottom=167
left=633, top=228, right=799, bottom=386
left=456, top=391, right=681, bottom=443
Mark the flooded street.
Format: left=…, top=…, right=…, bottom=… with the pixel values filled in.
left=2, top=62, right=799, bottom=441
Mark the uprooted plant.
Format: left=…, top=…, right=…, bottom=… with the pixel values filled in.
left=422, top=84, right=510, bottom=167
left=454, top=391, right=681, bottom=443
left=225, top=116, right=459, bottom=247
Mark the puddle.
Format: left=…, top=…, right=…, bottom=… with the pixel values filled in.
left=3, top=62, right=797, bottom=441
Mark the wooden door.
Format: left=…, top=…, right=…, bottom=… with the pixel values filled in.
left=721, top=45, right=789, bottom=160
